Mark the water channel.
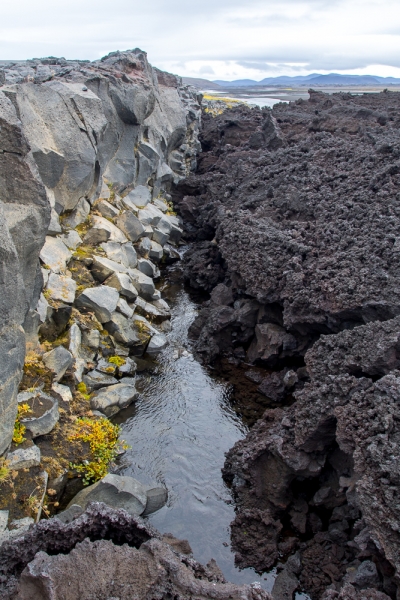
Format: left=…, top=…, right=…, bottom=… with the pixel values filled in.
left=114, top=260, right=309, bottom=598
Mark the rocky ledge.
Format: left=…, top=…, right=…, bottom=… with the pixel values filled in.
left=0, top=502, right=271, bottom=600
left=174, top=91, right=400, bottom=598
left=0, top=48, right=244, bottom=593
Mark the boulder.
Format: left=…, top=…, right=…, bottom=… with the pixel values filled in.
left=36, top=293, right=51, bottom=323
left=138, top=237, right=152, bottom=257
left=137, top=257, right=159, bottom=279
left=155, top=215, right=173, bottom=236
left=143, top=487, right=168, bottom=516
left=135, top=296, right=170, bottom=321
left=96, top=200, right=119, bottom=219
left=120, top=195, right=139, bottom=214
left=138, top=204, right=164, bottom=226
left=75, top=286, right=119, bottom=323
left=105, top=272, right=138, bottom=300
left=115, top=212, right=145, bottom=242
left=91, top=255, right=127, bottom=283
left=123, top=243, right=138, bottom=268
left=66, top=474, right=168, bottom=519
left=271, top=568, right=299, bottom=600
left=118, top=357, right=137, bottom=377
left=152, top=228, right=169, bottom=247
left=95, top=358, right=117, bottom=375
left=83, top=370, right=118, bottom=390
left=68, top=323, right=82, bottom=359
left=42, top=346, right=73, bottom=381
left=91, top=216, right=128, bottom=243
left=48, top=209, right=62, bottom=235
left=20, top=394, right=59, bottom=437
left=52, top=383, right=73, bottom=403
left=169, top=223, right=183, bottom=244
left=39, top=237, right=72, bottom=273
left=129, top=269, right=156, bottom=299
left=104, top=312, right=142, bottom=346
left=149, top=240, right=163, bottom=262
left=46, top=273, right=76, bottom=304
left=7, top=444, right=41, bottom=470
left=153, top=198, right=168, bottom=213
left=83, top=227, right=110, bottom=246
left=63, top=198, right=90, bottom=229
left=54, top=504, right=83, bottom=525
left=143, top=224, right=154, bottom=238
left=117, top=297, right=135, bottom=319
left=61, top=230, right=82, bottom=250
left=247, top=323, right=298, bottom=364
left=100, top=241, right=137, bottom=269
left=82, top=329, right=100, bottom=350
left=125, top=185, right=151, bottom=208
left=146, top=333, right=168, bottom=356
left=90, top=383, right=138, bottom=416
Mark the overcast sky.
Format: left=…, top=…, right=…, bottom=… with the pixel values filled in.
left=1, top=0, right=400, bottom=80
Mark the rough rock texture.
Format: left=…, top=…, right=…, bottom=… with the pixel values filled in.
left=175, top=91, right=400, bottom=364
left=0, top=90, right=50, bottom=454
left=174, top=92, right=400, bottom=598
left=223, top=318, right=400, bottom=598
left=16, top=537, right=271, bottom=600
left=0, top=503, right=271, bottom=600
left=0, top=49, right=201, bottom=452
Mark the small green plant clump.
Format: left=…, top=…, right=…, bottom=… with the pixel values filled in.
left=68, top=417, right=129, bottom=485
left=0, top=459, right=10, bottom=484
left=108, top=355, right=126, bottom=367
left=12, top=403, right=32, bottom=445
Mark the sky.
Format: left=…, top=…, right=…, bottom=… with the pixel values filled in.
left=1, top=0, right=400, bottom=81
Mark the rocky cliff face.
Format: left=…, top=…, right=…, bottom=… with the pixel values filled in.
left=174, top=91, right=400, bottom=598
left=0, top=49, right=201, bottom=455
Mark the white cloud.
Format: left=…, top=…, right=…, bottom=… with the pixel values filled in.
left=0, top=0, right=399, bottom=79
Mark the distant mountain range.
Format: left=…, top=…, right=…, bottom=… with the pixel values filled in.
left=183, top=73, right=400, bottom=89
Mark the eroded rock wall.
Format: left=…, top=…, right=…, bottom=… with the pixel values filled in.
left=0, top=50, right=201, bottom=455
left=0, top=91, right=50, bottom=455
left=175, top=91, right=400, bottom=598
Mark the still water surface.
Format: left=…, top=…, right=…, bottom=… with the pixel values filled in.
left=115, top=271, right=309, bottom=598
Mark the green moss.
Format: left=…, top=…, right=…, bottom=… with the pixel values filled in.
left=108, top=356, right=126, bottom=367
left=77, top=382, right=88, bottom=394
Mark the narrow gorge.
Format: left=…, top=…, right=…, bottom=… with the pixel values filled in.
left=0, top=49, right=400, bottom=600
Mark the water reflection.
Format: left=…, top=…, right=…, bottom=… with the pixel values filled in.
left=115, top=279, right=276, bottom=590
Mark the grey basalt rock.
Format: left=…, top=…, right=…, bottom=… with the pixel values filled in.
left=90, top=383, right=138, bottom=416
left=90, top=216, right=128, bottom=244
left=46, top=273, right=76, bottom=304
left=62, top=197, right=90, bottom=229
left=128, top=268, right=156, bottom=299
left=0, top=51, right=202, bottom=458
left=0, top=96, right=50, bottom=456
left=137, top=257, right=159, bottom=278
left=105, top=271, right=138, bottom=300
left=39, top=237, right=72, bottom=273
left=146, top=333, right=168, bottom=356
left=115, top=211, right=146, bottom=242
left=7, top=444, right=41, bottom=470
left=124, top=185, right=151, bottom=208
left=104, top=312, right=142, bottom=347
left=91, top=255, right=127, bottom=283
left=42, top=347, right=73, bottom=382
left=96, top=199, right=119, bottom=219
left=75, top=285, right=119, bottom=323
left=20, top=394, right=59, bottom=438
left=83, top=370, right=118, bottom=390
left=67, top=474, right=149, bottom=516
